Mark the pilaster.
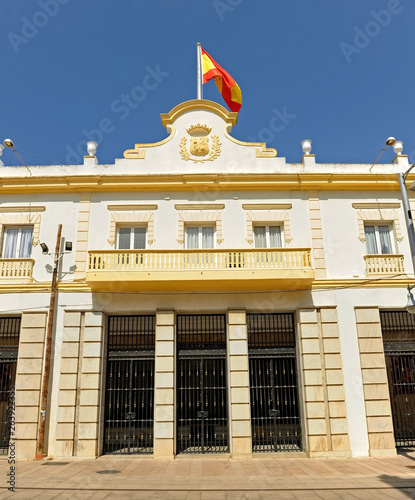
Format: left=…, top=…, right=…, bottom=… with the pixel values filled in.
left=355, top=307, right=396, bottom=457
left=54, top=311, right=104, bottom=458
left=15, top=311, right=47, bottom=459
left=227, top=309, right=252, bottom=458
left=154, top=310, right=175, bottom=458
left=298, top=307, right=351, bottom=458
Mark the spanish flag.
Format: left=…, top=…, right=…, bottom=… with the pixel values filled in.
left=201, top=48, right=242, bottom=113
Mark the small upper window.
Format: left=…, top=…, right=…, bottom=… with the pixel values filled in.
left=117, top=227, right=146, bottom=250
left=364, top=225, right=394, bottom=254
left=2, top=227, right=33, bottom=258
left=254, top=225, right=283, bottom=248
left=185, top=226, right=215, bottom=249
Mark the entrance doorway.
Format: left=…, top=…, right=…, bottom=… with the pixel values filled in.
left=177, top=314, right=228, bottom=454
left=103, top=315, right=155, bottom=454
left=381, top=311, right=415, bottom=448
left=248, top=313, right=301, bottom=452
left=0, top=317, right=20, bottom=455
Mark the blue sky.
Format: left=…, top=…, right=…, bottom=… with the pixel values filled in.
left=0, top=0, right=414, bottom=167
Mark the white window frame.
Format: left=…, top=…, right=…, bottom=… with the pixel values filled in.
left=1, top=225, right=34, bottom=258
left=185, top=225, right=216, bottom=249
left=116, top=225, right=147, bottom=250
left=364, top=223, right=396, bottom=255
left=253, top=224, right=284, bottom=249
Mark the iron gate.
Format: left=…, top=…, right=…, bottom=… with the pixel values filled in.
left=0, top=317, right=20, bottom=455
left=380, top=311, right=415, bottom=448
left=177, top=314, right=228, bottom=454
left=248, top=313, right=301, bottom=452
left=103, top=315, right=155, bottom=454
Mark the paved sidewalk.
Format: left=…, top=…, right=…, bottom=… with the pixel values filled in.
left=1, top=452, right=415, bottom=499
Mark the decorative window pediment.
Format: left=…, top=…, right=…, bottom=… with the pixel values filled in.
left=0, top=207, right=44, bottom=247
left=243, top=204, right=292, bottom=245
left=108, top=204, right=157, bottom=246
left=175, top=204, right=223, bottom=245
left=352, top=203, right=403, bottom=243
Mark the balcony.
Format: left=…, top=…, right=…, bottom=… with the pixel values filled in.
left=86, top=249, right=314, bottom=291
left=0, top=259, right=34, bottom=280
left=364, top=254, right=405, bottom=276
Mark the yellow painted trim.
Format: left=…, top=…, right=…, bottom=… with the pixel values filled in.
left=126, top=100, right=275, bottom=160
left=222, top=127, right=277, bottom=158
left=0, top=173, right=413, bottom=194
left=311, top=278, right=413, bottom=289
left=0, top=206, right=45, bottom=212
left=174, top=203, right=225, bottom=210
left=123, top=130, right=176, bottom=159
left=352, top=202, right=401, bottom=209
left=242, top=204, right=292, bottom=210
left=108, top=204, right=158, bottom=211
left=86, top=269, right=315, bottom=292
left=0, top=277, right=413, bottom=294
left=160, top=99, right=238, bottom=127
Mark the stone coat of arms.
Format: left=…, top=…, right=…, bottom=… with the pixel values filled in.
left=180, top=124, right=221, bottom=163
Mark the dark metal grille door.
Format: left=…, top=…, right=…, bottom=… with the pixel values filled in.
left=177, top=314, right=228, bottom=454
left=0, top=317, right=20, bottom=455
left=104, top=315, right=155, bottom=454
left=248, top=313, right=301, bottom=452
left=380, top=311, right=415, bottom=448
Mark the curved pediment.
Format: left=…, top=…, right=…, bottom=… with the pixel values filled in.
left=123, top=99, right=277, bottom=165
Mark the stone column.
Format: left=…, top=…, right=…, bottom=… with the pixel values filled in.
left=227, top=309, right=252, bottom=458
left=355, top=307, right=396, bottom=457
left=154, top=310, right=175, bottom=458
left=15, top=311, right=47, bottom=459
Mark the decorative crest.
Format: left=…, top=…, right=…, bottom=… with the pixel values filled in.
left=180, top=123, right=221, bottom=163
left=186, top=123, right=212, bottom=136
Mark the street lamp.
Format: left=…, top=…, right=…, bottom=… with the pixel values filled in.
left=3, top=139, right=32, bottom=175
left=383, top=138, right=415, bottom=275
left=382, top=138, right=415, bottom=314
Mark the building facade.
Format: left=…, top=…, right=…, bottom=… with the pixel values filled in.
left=0, top=100, right=414, bottom=460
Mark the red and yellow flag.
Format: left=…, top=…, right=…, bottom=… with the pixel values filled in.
left=201, top=48, right=242, bottom=113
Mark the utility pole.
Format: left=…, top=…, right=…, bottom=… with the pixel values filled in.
left=36, top=224, right=62, bottom=460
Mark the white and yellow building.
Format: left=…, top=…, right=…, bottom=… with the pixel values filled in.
left=0, top=100, right=414, bottom=461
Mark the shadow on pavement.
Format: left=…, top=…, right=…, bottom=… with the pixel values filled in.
left=379, top=474, right=415, bottom=498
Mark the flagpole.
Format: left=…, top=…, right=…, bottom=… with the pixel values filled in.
left=197, top=42, right=203, bottom=99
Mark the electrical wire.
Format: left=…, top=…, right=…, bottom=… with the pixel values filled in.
left=343, top=148, right=385, bottom=163
left=3, top=273, right=413, bottom=296
left=17, top=150, right=61, bottom=165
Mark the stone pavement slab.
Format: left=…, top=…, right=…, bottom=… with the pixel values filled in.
left=0, top=453, right=415, bottom=499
